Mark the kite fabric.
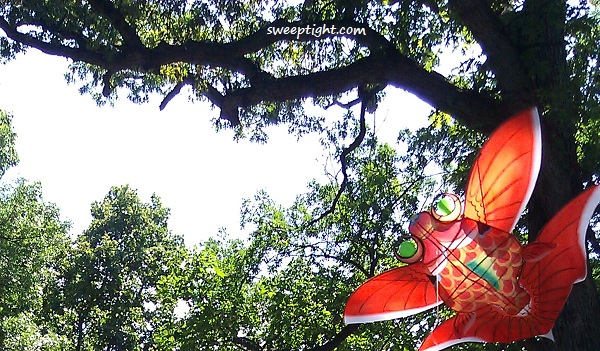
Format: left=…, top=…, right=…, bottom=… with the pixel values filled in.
left=344, top=108, right=600, bottom=351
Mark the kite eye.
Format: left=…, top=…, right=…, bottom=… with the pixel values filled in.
left=431, top=193, right=462, bottom=222
left=394, top=236, right=423, bottom=264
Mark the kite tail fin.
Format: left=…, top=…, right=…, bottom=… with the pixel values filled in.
left=519, top=185, right=600, bottom=325
left=418, top=307, right=550, bottom=351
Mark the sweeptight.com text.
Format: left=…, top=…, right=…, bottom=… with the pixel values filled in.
left=267, top=24, right=367, bottom=39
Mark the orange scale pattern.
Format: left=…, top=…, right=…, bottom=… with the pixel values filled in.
left=437, top=226, right=530, bottom=316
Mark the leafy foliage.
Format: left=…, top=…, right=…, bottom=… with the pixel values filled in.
left=234, top=138, right=444, bottom=350
left=0, top=109, right=70, bottom=349
left=2, top=0, right=600, bottom=350
left=398, top=110, right=486, bottom=194
left=0, top=110, right=18, bottom=178
left=43, top=185, right=186, bottom=351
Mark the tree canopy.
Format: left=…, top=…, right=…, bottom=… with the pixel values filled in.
left=0, top=110, right=71, bottom=349
left=2, top=0, right=600, bottom=350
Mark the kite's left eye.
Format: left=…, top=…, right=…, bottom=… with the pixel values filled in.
left=394, top=236, right=424, bottom=264
left=431, top=193, right=462, bottom=222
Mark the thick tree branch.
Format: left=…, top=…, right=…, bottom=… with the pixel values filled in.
left=0, top=18, right=109, bottom=66
left=87, top=0, right=144, bottom=49
left=448, top=0, right=533, bottom=101
left=307, top=325, right=359, bottom=351
left=101, top=69, right=115, bottom=97
left=1, top=8, right=512, bottom=132
left=222, top=50, right=512, bottom=132
left=229, top=19, right=394, bottom=55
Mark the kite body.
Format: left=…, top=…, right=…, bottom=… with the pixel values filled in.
left=411, top=215, right=531, bottom=316
left=344, top=108, right=600, bottom=351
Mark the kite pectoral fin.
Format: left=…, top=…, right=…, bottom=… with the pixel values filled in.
left=344, top=264, right=441, bottom=324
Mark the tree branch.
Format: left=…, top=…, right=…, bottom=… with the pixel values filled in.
left=1, top=8, right=513, bottom=133
left=0, top=17, right=110, bottom=66
left=159, top=76, right=195, bottom=110
left=87, top=0, right=144, bottom=49
left=228, top=19, right=394, bottom=56
left=222, top=49, right=511, bottom=132
left=588, top=228, right=600, bottom=255
left=306, top=325, right=359, bottom=351
left=303, top=88, right=370, bottom=228
left=232, top=336, right=262, bottom=351
left=233, top=324, right=359, bottom=351
left=447, top=0, right=533, bottom=101
left=297, top=242, right=371, bottom=278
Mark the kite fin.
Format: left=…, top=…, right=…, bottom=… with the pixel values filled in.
left=344, top=264, right=441, bottom=324
left=540, top=329, right=555, bottom=341
left=418, top=312, right=484, bottom=351
left=464, top=108, right=541, bottom=233
left=518, top=185, right=600, bottom=328
left=419, top=306, right=551, bottom=351
left=522, top=242, right=555, bottom=262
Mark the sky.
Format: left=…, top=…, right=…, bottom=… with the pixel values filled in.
left=0, top=49, right=433, bottom=246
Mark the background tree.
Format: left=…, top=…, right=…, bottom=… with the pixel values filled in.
left=43, top=185, right=186, bottom=351
left=150, top=138, right=439, bottom=351
left=1, top=1, right=600, bottom=350
left=0, top=109, right=71, bottom=350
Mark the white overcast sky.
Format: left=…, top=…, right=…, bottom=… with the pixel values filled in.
left=0, top=49, right=432, bottom=245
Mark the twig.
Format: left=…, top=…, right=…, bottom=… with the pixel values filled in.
left=303, top=87, right=370, bottom=228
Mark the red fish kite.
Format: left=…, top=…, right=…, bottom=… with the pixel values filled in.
left=344, top=108, right=600, bottom=350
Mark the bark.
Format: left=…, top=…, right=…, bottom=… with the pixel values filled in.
left=447, top=0, right=534, bottom=101
left=0, top=319, right=5, bottom=350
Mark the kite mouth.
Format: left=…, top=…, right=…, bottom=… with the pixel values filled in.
left=421, top=245, right=446, bottom=273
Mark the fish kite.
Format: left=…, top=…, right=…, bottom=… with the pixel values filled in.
left=344, top=108, right=600, bottom=350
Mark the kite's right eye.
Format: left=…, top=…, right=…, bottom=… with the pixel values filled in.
left=431, top=193, right=462, bottom=222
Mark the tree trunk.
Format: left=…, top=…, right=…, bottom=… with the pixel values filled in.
left=527, top=117, right=600, bottom=350
left=518, top=2, right=600, bottom=349
left=0, top=318, right=5, bottom=349
left=76, top=313, right=85, bottom=351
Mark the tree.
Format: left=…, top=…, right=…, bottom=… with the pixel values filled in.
left=43, top=185, right=187, bottom=351
left=238, top=140, right=437, bottom=351
left=0, top=110, right=71, bottom=350
left=1, top=1, right=599, bottom=350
